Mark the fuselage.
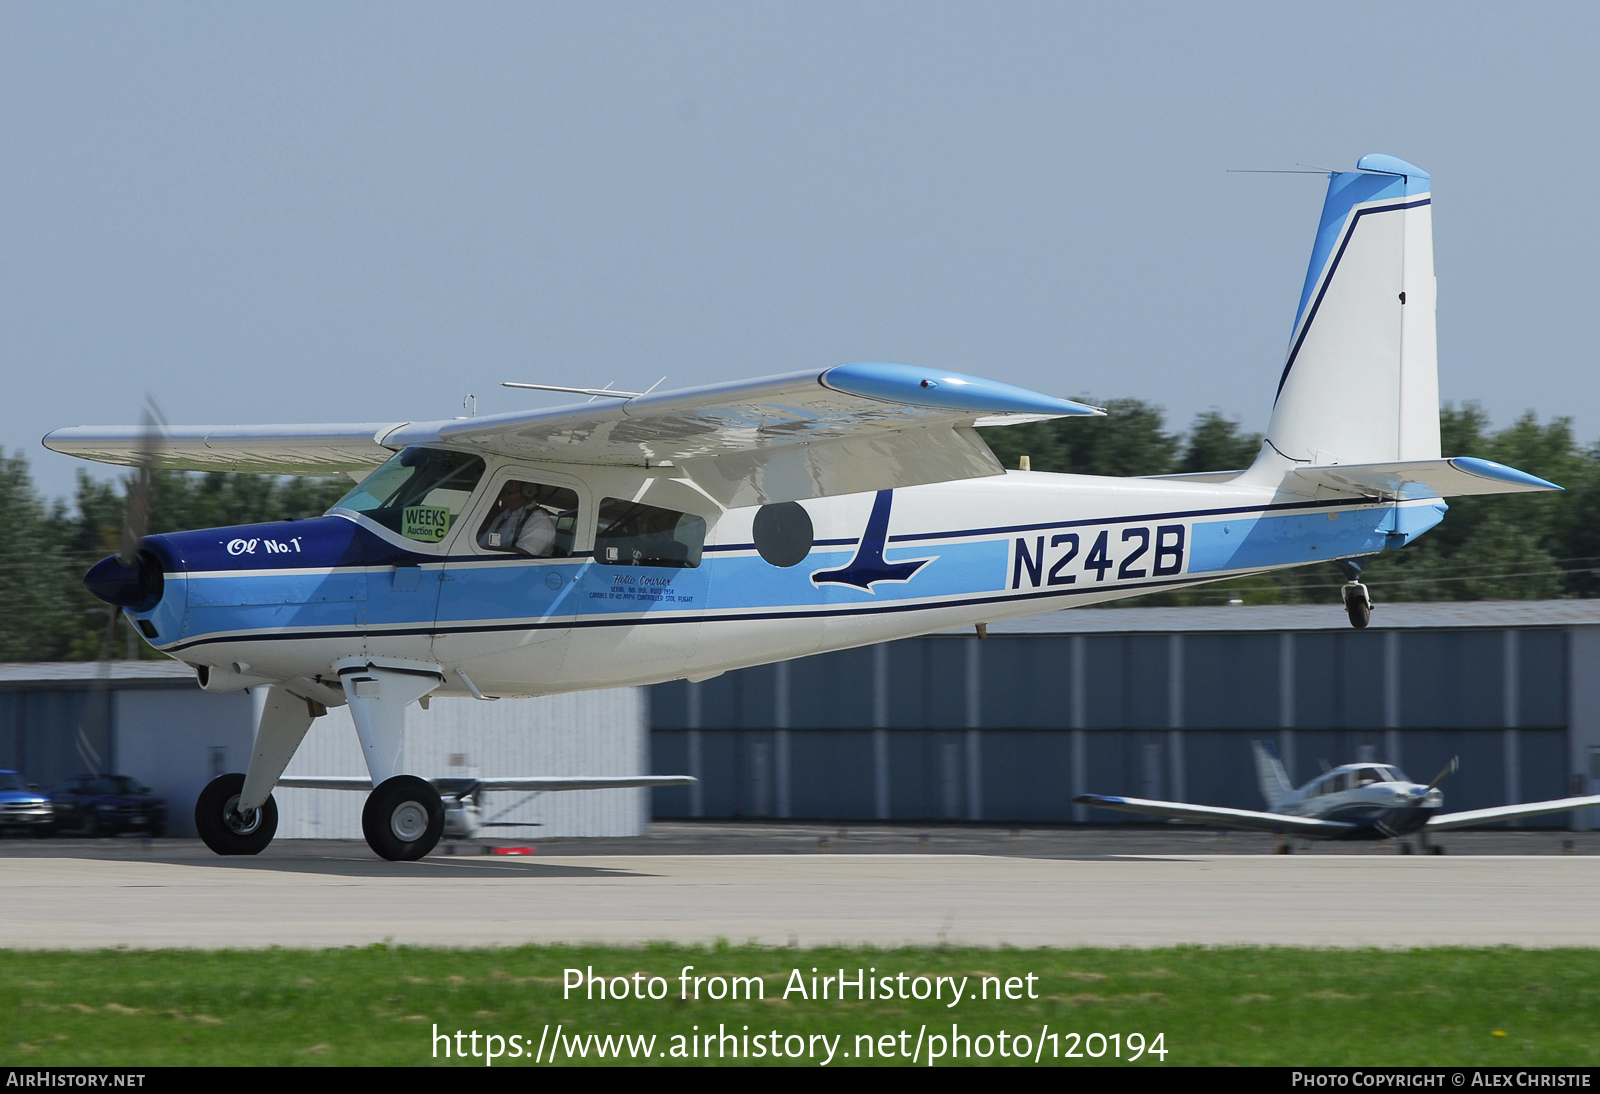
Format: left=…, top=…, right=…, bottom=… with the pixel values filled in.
left=1274, top=763, right=1442, bottom=840
left=118, top=448, right=1446, bottom=698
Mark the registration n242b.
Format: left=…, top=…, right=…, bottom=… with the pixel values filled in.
left=1062, top=1031, right=1166, bottom=1061
left=1011, top=524, right=1187, bottom=590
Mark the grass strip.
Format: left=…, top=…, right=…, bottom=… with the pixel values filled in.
left=3, top=944, right=1598, bottom=1066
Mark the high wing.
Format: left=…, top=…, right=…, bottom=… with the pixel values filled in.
left=1424, top=794, right=1600, bottom=831
left=43, top=363, right=1099, bottom=506
left=41, top=423, right=401, bottom=475
left=1073, top=794, right=1357, bottom=837
left=278, top=775, right=696, bottom=792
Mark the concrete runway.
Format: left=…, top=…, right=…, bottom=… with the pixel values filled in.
left=3, top=834, right=1599, bottom=948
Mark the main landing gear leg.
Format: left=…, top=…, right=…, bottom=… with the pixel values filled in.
left=337, top=659, right=446, bottom=862
left=1338, top=559, right=1372, bottom=630
left=196, top=685, right=316, bottom=856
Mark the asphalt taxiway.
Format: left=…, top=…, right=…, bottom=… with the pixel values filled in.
left=2, top=826, right=1597, bottom=949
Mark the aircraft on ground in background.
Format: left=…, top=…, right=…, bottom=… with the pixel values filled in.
left=48, top=154, right=1565, bottom=861
left=276, top=773, right=694, bottom=846
left=1076, top=742, right=1600, bottom=852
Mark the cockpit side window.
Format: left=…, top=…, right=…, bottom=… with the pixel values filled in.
left=476, top=481, right=580, bottom=558
left=1355, top=767, right=1383, bottom=787
left=330, top=448, right=486, bottom=544
left=595, top=498, right=706, bottom=568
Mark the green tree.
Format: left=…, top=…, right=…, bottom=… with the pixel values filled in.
left=1177, top=411, right=1262, bottom=475
left=978, top=397, right=1179, bottom=477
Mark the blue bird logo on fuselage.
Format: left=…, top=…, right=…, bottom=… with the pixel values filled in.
left=810, top=490, right=936, bottom=592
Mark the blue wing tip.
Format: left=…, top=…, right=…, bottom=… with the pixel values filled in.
left=823, top=362, right=1099, bottom=418
left=1449, top=456, right=1563, bottom=491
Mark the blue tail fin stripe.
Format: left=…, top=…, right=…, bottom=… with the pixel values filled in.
left=1276, top=196, right=1431, bottom=401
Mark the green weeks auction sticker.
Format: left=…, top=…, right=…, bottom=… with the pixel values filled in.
left=403, top=504, right=453, bottom=542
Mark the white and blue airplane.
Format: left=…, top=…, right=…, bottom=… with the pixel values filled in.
left=1078, top=743, right=1600, bottom=850
left=47, top=153, right=1564, bottom=861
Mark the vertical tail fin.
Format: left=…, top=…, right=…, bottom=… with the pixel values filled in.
left=1253, top=739, right=1295, bottom=809
left=1247, top=154, right=1440, bottom=480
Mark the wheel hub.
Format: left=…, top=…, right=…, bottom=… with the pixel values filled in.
left=222, top=794, right=261, bottom=836
left=390, top=800, right=429, bottom=842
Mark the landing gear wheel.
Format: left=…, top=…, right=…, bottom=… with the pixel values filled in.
left=1342, top=581, right=1372, bottom=629
left=195, top=772, right=278, bottom=856
left=362, top=776, right=445, bottom=862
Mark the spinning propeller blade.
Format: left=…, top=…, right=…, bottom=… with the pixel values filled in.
left=76, top=397, right=168, bottom=777
left=117, top=399, right=166, bottom=565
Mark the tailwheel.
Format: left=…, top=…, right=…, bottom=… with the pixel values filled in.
left=1341, top=580, right=1372, bottom=629
left=362, top=775, right=445, bottom=861
left=195, top=772, right=278, bottom=856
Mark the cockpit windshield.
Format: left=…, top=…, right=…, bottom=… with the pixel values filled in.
left=330, top=447, right=486, bottom=544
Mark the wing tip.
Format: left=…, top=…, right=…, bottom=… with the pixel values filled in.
left=1448, top=456, right=1563, bottom=492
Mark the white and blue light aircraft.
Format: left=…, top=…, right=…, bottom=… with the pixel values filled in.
left=48, top=154, right=1565, bottom=861
left=1078, top=743, right=1600, bottom=850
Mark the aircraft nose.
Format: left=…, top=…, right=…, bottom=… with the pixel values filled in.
left=83, top=551, right=164, bottom=611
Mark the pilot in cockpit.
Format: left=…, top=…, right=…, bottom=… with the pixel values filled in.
left=480, top=480, right=558, bottom=557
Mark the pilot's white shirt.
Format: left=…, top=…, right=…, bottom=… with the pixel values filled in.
left=486, top=504, right=557, bottom=556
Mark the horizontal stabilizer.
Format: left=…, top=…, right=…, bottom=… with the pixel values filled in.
left=1425, top=794, right=1600, bottom=831
left=278, top=775, right=696, bottom=793
left=1289, top=457, right=1561, bottom=501
left=1073, top=794, right=1355, bottom=837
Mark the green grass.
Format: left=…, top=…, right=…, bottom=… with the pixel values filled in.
left=4, top=945, right=1599, bottom=1066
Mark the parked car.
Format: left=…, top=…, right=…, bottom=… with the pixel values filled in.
left=47, top=775, right=166, bottom=837
left=0, top=770, right=53, bottom=835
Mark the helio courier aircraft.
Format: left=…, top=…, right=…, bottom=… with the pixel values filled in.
left=1078, top=743, right=1600, bottom=852
left=49, top=153, right=1568, bottom=862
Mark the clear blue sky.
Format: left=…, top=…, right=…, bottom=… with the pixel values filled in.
left=5, top=2, right=1596, bottom=499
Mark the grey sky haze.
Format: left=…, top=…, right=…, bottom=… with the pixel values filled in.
left=4, top=3, right=1596, bottom=499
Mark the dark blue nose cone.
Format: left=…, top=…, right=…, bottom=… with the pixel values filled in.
left=84, top=552, right=163, bottom=612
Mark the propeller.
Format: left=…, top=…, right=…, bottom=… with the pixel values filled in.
left=1424, top=756, right=1459, bottom=794
left=1410, top=755, right=1459, bottom=804
left=76, top=398, right=168, bottom=777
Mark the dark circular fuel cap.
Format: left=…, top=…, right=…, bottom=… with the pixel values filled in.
left=752, top=502, right=814, bottom=568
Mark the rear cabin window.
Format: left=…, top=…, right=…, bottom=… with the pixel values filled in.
left=594, top=498, right=706, bottom=568
left=331, top=447, right=486, bottom=544
left=476, top=481, right=580, bottom=558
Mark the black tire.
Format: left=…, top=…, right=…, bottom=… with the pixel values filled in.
left=194, top=773, right=277, bottom=856
left=1345, top=595, right=1371, bottom=630
left=362, top=775, right=445, bottom=862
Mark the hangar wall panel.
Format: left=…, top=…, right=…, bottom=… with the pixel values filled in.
left=275, top=688, right=650, bottom=839
left=114, top=689, right=254, bottom=837
left=0, top=690, right=97, bottom=788
left=649, top=623, right=1582, bottom=827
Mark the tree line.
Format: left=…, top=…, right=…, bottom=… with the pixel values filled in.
left=0, top=399, right=1593, bottom=660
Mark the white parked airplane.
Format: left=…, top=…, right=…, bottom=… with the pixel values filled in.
left=1077, top=742, right=1600, bottom=850
left=48, top=153, right=1566, bottom=860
